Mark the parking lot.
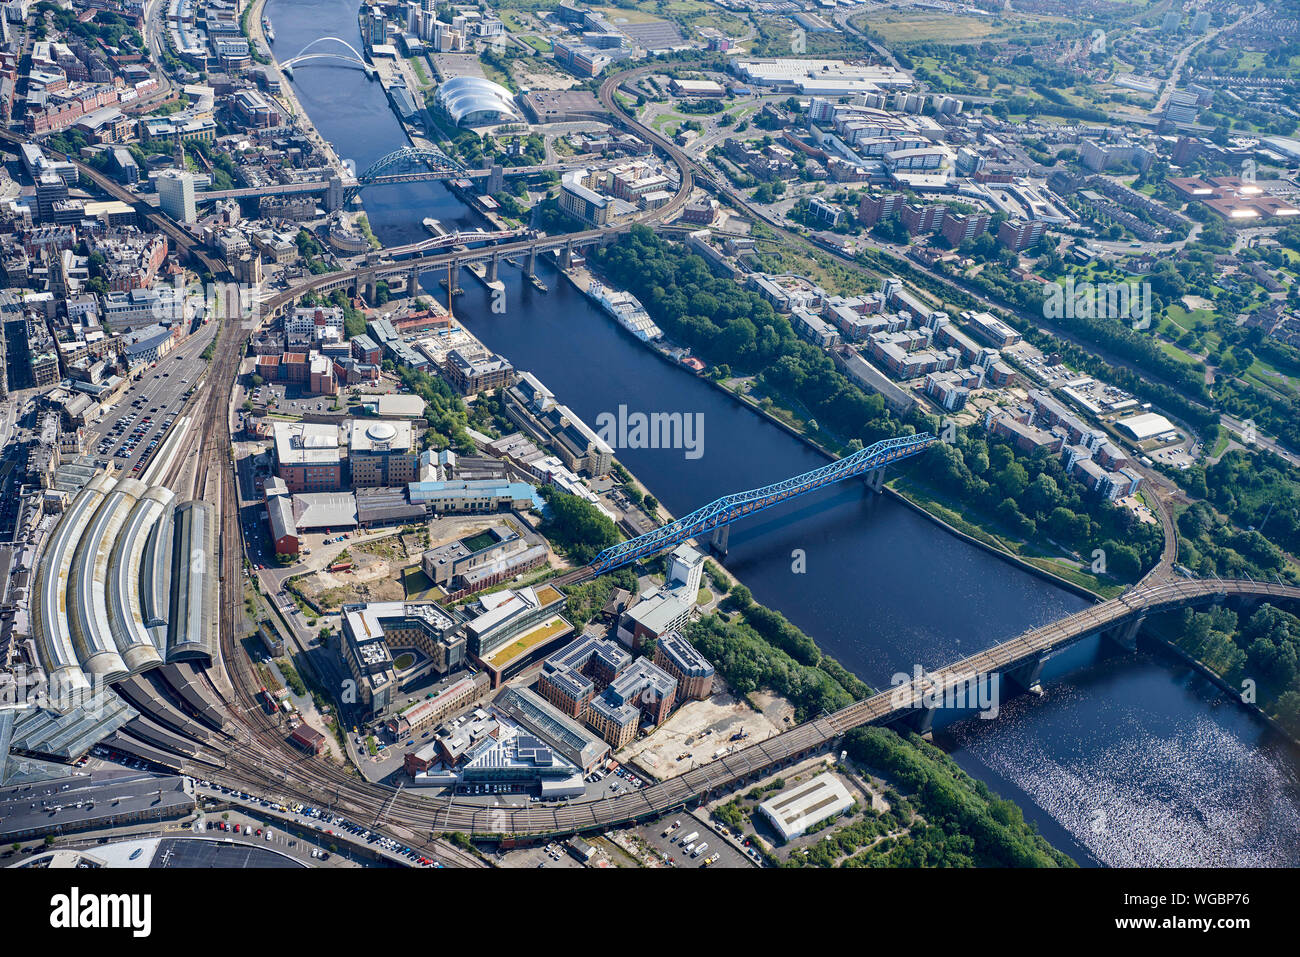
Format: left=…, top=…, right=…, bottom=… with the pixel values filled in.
left=195, top=781, right=444, bottom=868
left=83, top=322, right=218, bottom=477
left=502, top=842, right=586, bottom=869
left=631, top=811, right=757, bottom=869
left=247, top=378, right=340, bottom=416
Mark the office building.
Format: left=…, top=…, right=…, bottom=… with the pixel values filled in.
left=157, top=169, right=197, bottom=223
left=272, top=421, right=342, bottom=493
left=348, top=419, right=417, bottom=487
left=535, top=632, right=631, bottom=718
left=584, top=658, right=676, bottom=750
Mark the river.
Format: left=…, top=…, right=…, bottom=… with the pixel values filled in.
left=269, top=0, right=1300, bottom=866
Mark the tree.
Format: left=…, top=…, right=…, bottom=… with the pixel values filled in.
left=537, top=486, right=620, bottom=563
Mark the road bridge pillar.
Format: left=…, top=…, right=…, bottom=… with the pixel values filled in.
left=864, top=467, right=885, bottom=493
left=710, top=524, right=729, bottom=557
left=486, top=253, right=500, bottom=284
left=559, top=242, right=573, bottom=270
left=526, top=245, right=538, bottom=278
left=363, top=274, right=378, bottom=304
left=408, top=266, right=422, bottom=296
left=1003, top=652, right=1046, bottom=696
left=1105, top=614, right=1145, bottom=653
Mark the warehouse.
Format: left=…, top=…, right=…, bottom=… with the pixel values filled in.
left=758, top=772, right=856, bottom=842
left=1117, top=412, right=1178, bottom=443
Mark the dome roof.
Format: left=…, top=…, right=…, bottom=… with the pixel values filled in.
left=434, top=76, right=521, bottom=126
left=366, top=422, right=398, bottom=442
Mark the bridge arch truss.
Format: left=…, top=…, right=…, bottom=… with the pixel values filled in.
left=281, top=36, right=370, bottom=71
left=345, top=146, right=468, bottom=201
left=589, top=432, right=937, bottom=574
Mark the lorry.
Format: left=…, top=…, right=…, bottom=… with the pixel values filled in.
left=692, top=842, right=709, bottom=858
left=679, top=831, right=699, bottom=846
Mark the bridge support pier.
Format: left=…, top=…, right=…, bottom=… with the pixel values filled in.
left=558, top=242, right=573, bottom=270
left=1003, top=652, right=1046, bottom=696
left=1105, top=614, right=1145, bottom=653
left=408, top=266, right=422, bottom=296
left=902, top=705, right=936, bottom=739
left=486, top=253, right=500, bottom=284
left=526, top=245, right=538, bottom=278
left=363, top=275, right=377, bottom=304
left=864, top=468, right=885, bottom=493
left=709, top=524, right=729, bottom=558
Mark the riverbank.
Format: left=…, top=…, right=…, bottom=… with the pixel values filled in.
left=268, top=0, right=1300, bottom=865
left=561, top=260, right=1116, bottom=604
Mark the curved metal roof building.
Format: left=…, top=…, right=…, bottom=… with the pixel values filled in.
left=30, top=467, right=216, bottom=704
left=68, top=477, right=147, bottom=681
left=108, top=486, right=176, bottom=674
left=140, top=494, right=176, bottom=650
left=167, top=500, right=217, bottom=661
left=32, top=473, right=117, bottom=698
left=433, top=76, right=522, bottom=126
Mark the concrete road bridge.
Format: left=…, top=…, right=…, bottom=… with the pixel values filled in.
left=263, top=223, right=628, bottom=309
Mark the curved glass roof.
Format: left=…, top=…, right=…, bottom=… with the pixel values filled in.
left=435, top=76, right=521, bottom=125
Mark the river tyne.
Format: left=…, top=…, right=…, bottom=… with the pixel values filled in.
left=269, top=0, right=1300, bottom=865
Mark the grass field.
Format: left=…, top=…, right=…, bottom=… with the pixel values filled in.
left=1157, top=339, right=1202, bottom=366
left=402, top=566, right=444, bottom=601
left=861, top=11, right=1000, bottom=42
left=591, top=4, right=670, bottom=24
left=855, top=9, right=1064, bottom=44
left=485, top=617, right=571, bottom=666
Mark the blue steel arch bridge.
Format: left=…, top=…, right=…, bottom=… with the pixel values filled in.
left=575, top=432, right=937, bottom=580
left=344, top=146, right=468, bottom=203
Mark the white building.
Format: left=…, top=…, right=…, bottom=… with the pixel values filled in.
left=157, top=169, right=196, bottom=223
left=758, top=772, right=856, bottom=842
